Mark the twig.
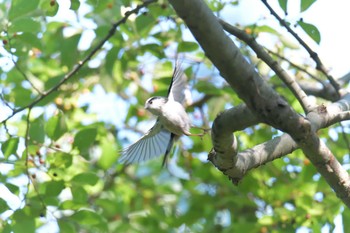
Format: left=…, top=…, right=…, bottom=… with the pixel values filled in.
left=0, top=0, right=157, bottom=125
left=266, top=48, right=325, bottom=84
left=5, top=31, right=43, bottom=94
left=334, top=111, right=350, bottom=122
left=0, top=92, right=14, bottom=111
left=23, top=108, right=32, bottom=203
left=188, top=94, right=214, bottom=108
left=266, top=49, right=339, bottom=101
left=219, top=19, right=313, bottom=113
left=260, top=0, right=340, bottom=95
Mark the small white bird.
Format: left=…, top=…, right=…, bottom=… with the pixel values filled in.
left=119, top=64, right=204, bottom=166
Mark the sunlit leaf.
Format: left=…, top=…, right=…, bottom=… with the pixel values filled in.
left=71, top=172, right=99, bottom=186
left=298, top=20, right=321, bottom=44
left=1, top=137, right=19, bottom=159
left=73, top=128, right=97, bottom=158
left=177, top=41, right=199, bottom=52
left=135, top=14, right=154, bottom=37
left=278, top=0, right=288, bottom=13
left=343, top=209, right=350, bottom=233
left=71, top=186, right=88, bottom=203
left=29, top=115, right=45, bottom=144
left=8, top=0, right=39, bottom=20
left=46, top=112, right=68, bottom=141
left=0, top=198, right=9, bottom=213
left=300, top=0, right=317, bottom=12
left=45, top=180, right=65, bottom=196
left=58, top=220, right=76, bottom=233
left=97, top=137, right=118, bottom=169
left=5, top=183, right=20, bottom=195
left=71, top=209, right=104, bottom=225
left=9, top=18, right=41, bottom=33
left=40, top=0, right=59, bottom=17
left=47, top=152, right=73, bottom=168
left=70, top=0, right=80, bottom=11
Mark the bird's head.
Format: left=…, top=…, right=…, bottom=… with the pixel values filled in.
left=145, top=97, right=167, bottom=116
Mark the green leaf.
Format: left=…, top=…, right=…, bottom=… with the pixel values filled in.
left=0, top=198, right=9, bottom=213
left=97, top=137, right=118, bottom=169
left=71, top=172, right=99, bottom=186
left=73, top=128, right=97, bottom=158
left=47, top=152, right=73, bottom=168
left=1, top=137, right=19, bottom=159
left=300, top=0, right=317, bottom=12
left=29, top=116, right=45, bottom=144
left=46, top=112, right=68, bottom=141
left=13, top=209, right=36, bottom=233
left=177, top=41, right=199, bottom=52
left=8, top=0, right=40, bottom=20
left=298, top=20, right=321, bottom=44
left=60, top=34, right=81, bottom=68
left=343, top=209, right=350, bottom=233
left=9, top=18, right=41, bottom=33
left=17, top=32, right=43, bottom=49
left=11, top=86, right=33, bottom=107
left=58, top=219, right=76, bottom=233
left=45, top=180, right=65, bottom=196
left=40, top=0, right=59, bottom=17
left=70, top=0, right=80, bottom=11
left=5, top=183, right=20, bottom=195
left=71, top=186, right=88, bottom=203
left=135, top=14, right=154, bottom=37
left=278, top=0, right=288, bottom=13
left=71, top=209, right=104, bottom=225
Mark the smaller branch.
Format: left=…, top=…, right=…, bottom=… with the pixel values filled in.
left=0, top=92, right=14, bottom=111
left=266, top=49, right=339, bottom=101
left=261, top=0, right=340, bottom=95
left=299, top=81, right=338, bottom=102
left=210, top=94, right=350, bottom=185
left=23, top=108, right=32, bottom=204
left=188, top=94, right=214, bottom=108
left=332, top=111, right=350, bottom=123
left=338, top=71, right=350, bottom=86
left=266, top=49, right=324, bottom=84
left=209, top=134, right=297, bottom=184
left=210, top=104, right=259, bottom=168
left=5, top=32, right=43, bottom=94
left=219, top=19, right=314, bottom=113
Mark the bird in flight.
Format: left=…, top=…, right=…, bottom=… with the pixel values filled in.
left=119, top=63, right=205, bottom=166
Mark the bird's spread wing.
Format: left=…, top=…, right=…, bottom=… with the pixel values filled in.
left=119, top=121, right=172, bottom=164
left=167, top=61, right=187, bottom=104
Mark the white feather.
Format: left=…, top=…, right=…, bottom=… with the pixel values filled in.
left=119, top=122, right=171, bottom=164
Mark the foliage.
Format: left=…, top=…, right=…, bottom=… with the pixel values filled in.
left=0, top=0, right=348, bottom=232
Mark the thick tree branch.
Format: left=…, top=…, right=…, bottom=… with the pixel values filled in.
left=260, top=0, right=340, bottom=96
left=209, top=104, right=259, bottom=168
left=211, top=94, right=350, bottom=205
left=209, top=133, right=297, bottom=183
left=168, top=0, right=310, bottom=142
left=168, top=0, right=350, bottom=208
left=219, top=19, right=314, bottom=113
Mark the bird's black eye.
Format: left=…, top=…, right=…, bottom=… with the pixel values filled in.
left=149, top=100, right=153, bottom=104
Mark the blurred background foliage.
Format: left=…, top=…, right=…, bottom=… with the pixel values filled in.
left=0, top=0, right=349, bottom=232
